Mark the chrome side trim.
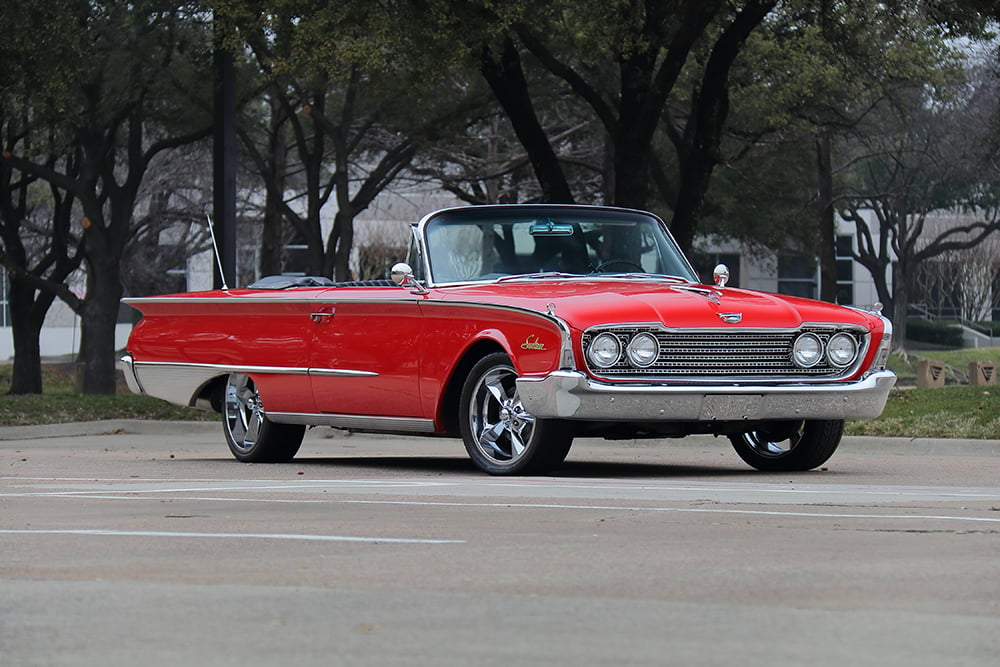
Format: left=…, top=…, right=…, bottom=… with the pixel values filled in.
left=128, top=361, right=231, bottom=406
left=307, top=368, right=378, bottom=378
left=123, top=360, right=377, bottom=407
left=267, top=412, right=436, bottom=433
left=123, top=296, right=420, bottom=306
left=516, top=370, right=897, bottom=422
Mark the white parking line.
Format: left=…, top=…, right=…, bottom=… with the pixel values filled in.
left=0, top=528, right=464, bottom=544
left=338, top=499, right=1000, bottom=525
left=3, top=494, right=997, bottom=527
left=4, top=476, right=999, bottom=503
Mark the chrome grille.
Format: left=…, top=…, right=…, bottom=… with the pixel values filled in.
left=582, top=327, right=866, bottom=380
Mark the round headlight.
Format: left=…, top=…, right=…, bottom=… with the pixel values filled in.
left=626, top=333, right=659, bottom=367
left=826, top=332, right=858, bottom=367
left=791, top=333, right=823, bottom=368
left=587, top=332, right=622, bottom=368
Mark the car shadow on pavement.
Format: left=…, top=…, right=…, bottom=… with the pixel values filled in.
left=212, top=455, right=765, bottom=479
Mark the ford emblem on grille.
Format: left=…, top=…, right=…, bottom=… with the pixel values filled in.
left=718, top=312, right=743, bottom=324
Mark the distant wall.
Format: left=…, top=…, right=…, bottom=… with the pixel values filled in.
left=0, top=323, right=134, bottom=361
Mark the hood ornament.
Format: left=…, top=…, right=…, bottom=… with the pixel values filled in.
left=718, top=312, right=743, bottom=324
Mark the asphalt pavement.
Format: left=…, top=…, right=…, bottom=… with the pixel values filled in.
left=3, top=421, right=1000, bottom=667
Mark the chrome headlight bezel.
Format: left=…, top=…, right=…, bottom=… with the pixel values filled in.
left=826, top=332, right=859, bottom=368
left=587, top=332, right=622, bottom=368
left=625, top=332, right=660, bottom=368
left=791, top=332, right=823, bottom=368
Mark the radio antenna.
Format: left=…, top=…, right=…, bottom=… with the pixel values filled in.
left=205, top=214, right=230, bottom=290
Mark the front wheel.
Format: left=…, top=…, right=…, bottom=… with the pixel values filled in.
left=459, top=353, right=573, bottom=475
left=729, top=420, right=844, bottom=472
left=223, top=373, right=305, bottom=463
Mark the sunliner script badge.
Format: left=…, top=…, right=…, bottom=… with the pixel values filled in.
left=520, top=335, right=548, bottom=351
left=718, top=312, right=743, bottom=324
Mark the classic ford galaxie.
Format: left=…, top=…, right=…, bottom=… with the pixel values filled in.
left=120, top=204, right=896, bottom=474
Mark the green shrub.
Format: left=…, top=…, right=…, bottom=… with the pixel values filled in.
left=906, top=317, right=964, bottom=346
left=975, top=320, right=1000, bottom=337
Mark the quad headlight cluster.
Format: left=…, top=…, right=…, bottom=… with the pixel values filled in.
left=791, top=331, right=859, bottom=369
left=587, top=331, right=660, bottom=369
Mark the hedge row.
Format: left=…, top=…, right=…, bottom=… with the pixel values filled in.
left=905, top=318, right=964, bottom=347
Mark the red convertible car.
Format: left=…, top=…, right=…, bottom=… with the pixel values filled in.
left=120, top=204, right=895, bottom=474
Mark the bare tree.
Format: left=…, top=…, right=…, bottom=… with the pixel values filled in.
left=912, top=227, right=1000, bottom=322
left=121, top=147, right=215, bottom=298
left=0, top=116, right=83, bottom=393
left=839, top=68, right=1000, bottom=344
left=0, top=1, right=214, bottom=393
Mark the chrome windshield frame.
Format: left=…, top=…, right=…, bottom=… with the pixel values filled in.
left=414, top=204, right=699, bottom=289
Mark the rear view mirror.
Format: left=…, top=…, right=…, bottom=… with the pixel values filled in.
left=529, top=220, right=574, bottom=236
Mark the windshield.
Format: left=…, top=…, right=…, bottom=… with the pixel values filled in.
left=422, top=206, right=697, bottom=285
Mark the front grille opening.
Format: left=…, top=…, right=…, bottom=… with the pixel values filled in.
left=581, top=327, right=865, bottom=380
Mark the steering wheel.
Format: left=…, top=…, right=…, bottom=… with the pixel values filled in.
left=593, top=258, right=645, bottom=273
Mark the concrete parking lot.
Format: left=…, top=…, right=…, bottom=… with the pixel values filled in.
left=3, top=422, right=1000, bottom=666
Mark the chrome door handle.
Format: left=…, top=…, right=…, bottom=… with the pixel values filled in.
left=310, top=311, right=334, bottom=323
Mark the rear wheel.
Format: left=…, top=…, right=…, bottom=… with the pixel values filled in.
left=223, top=373, right=305, bottom=463
left=729, top=419, right=844, bottom=471
left=459, top=353, right=573, bottom=475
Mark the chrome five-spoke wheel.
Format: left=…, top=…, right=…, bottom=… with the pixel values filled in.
left=459, top=353, right=572, bottom=475
left=222, top=373, right=304, bottom=463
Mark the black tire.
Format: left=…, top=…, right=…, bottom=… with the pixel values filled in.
left=222, top=373, right=305, bottom=463
left=729, top=419, right=844, bottom=472
left=459, top=352, right=573, bottom=475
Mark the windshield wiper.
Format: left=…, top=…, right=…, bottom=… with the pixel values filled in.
left=591, top=272, right=689, bottom=283
left=493, top=272, right=692, bottom=284
left=495, top=272, right=583, bottom=282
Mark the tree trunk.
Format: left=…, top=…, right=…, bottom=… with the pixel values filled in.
left=816, top=133, right=838, bottom=303
left=611, top=124, right=652, bottom=209
left=335, top=212, right=354, bottom=281
left=326, top=210, right=354, bottom=281
left=6, top=278, right=52, bottom=395
left=891, top=260, right=908, bottom=349
left=260, top=94, right=288, bottom=277
left=77, top=255, right=124, bottom=395
left=480, top=38, right=574, bottom=204
left=611, top=48, right=661, bottom=210
left=666, top=71, right=729, bottom=253
left=669, top=1, right=777, bottom=253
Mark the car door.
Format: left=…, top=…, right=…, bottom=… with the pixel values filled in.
left=213, top=291, right=321, bottom=416
left=307, top=288, right=426, bottom=420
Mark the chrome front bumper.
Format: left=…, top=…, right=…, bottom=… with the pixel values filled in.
left=515, top=370, right=897, bottom=422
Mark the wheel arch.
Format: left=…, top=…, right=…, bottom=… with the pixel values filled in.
left=192, top=375, right=229, bottom=412
left=437, top=339, right=508, bottom=436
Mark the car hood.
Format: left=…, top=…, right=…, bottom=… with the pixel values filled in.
left=438, top=279, right=880, bottom=332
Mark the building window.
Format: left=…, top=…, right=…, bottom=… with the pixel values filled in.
left=835, top=235, right=854, bottom=305
left=283, top=228, right=310, bottom=276
left=777, top=255, right=817, bottom=299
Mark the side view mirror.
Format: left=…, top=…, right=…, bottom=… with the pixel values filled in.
left=712, top=264, right=730, bottom=288
left=391, top=262, right=428, bottom=294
